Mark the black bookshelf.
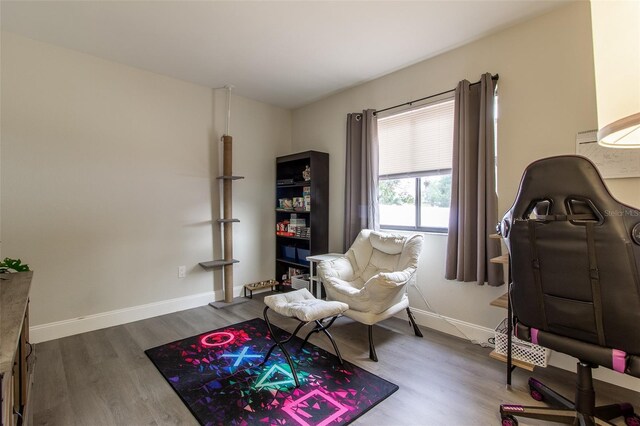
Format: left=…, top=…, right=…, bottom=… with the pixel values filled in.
left=275, top=151, right=329, bottom=288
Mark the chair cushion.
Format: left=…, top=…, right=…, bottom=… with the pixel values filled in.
left=369, top=232, right=406, bottom=254
left=264, top=288, right=348, bottom=322
left=362, top=248, right=399, bottom=282
left=344, top=296, right=410, bottom=325
left=349, top=230, right=374, bottom=275
left=318, top=256, right=357, bottom=282
left=323, top=273, right=410, bottom=314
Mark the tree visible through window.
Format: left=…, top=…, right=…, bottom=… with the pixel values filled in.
left=377, top=96, right=454, bottom=232
left=379, top=179, right=414, bottom=205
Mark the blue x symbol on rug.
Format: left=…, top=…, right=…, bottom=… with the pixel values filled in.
left=221, top=346, right=262, bottom=367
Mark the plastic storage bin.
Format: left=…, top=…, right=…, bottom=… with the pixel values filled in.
left=291, top=274, right=310, bottom=290
left=296, top=248, right=310, bottom=265
left=281, top=246, right=296, bottom=260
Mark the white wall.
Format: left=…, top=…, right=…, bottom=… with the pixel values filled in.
left=291, top=2, right=639, bottom=390
left=0, top=32, right=291, bottom=340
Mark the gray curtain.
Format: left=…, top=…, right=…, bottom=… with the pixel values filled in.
left=344, top=109, right=379, bottom=250
left=445, top=73, right=503, bottom=286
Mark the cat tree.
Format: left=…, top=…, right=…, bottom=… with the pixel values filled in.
left=199, top=86, right=243, bottom=306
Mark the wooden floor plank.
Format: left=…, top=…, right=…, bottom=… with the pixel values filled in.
left=30, top=340, right=70, bottom=416
left=30, top=294, right=640, bottom=425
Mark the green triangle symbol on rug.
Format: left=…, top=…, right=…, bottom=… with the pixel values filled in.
left=254, top=364, right=299, bottom=390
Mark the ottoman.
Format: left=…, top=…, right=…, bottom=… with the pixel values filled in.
left=262, top=288, right=348, bottom=388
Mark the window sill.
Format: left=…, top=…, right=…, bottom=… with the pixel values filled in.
left=380, top=227, right=448, bottom=237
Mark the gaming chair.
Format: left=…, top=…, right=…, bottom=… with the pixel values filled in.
left=497, top=155, right=640, bottom=426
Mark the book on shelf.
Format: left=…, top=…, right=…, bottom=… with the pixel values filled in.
left=303, top=186, right=311, bottom=211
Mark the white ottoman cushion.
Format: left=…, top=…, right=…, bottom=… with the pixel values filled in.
left=264, top=288, right=348, bottom=322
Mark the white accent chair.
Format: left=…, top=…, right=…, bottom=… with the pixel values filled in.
left=317, top=229, right=424, bottom=361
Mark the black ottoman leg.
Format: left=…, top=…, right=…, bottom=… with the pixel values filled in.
left=262, top=306, right=300, bottom=388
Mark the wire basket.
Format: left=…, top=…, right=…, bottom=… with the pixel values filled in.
left=494, top=318, right=549, bottom=367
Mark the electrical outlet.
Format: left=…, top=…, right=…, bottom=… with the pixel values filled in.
left=178, top=265, right=186, bottom=278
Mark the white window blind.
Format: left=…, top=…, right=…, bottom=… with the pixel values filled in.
left=378, top=98, right=455, bottom=176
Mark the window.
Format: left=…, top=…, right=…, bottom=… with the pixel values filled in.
left=377, top=96, right=454, bottom=232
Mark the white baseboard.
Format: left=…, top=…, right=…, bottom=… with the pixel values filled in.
left=29, top=284, right=274, bottom=343
left=406, top=307, right=495, bottom=345
left=30, top=290, right=220, bottom=343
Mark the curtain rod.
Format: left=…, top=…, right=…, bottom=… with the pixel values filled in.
left=374, top=74, right=499, bottom=116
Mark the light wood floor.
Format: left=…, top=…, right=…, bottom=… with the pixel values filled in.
left=30, top=293, right=640, bottom=425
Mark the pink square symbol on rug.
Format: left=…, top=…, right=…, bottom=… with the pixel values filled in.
left=283, top=389, right=350, bottom=426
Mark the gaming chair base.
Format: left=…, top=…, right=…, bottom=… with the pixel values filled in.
left=500, top=363, right=639, bottom=426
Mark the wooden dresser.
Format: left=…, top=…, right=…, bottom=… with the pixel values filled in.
left=1, top=272, right=34, bottom=426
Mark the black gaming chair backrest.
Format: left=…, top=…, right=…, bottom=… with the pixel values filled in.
left=500, top=155, right=640, bottom=355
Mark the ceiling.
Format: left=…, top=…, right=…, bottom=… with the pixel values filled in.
left=1, top=1, right=569, bottom=109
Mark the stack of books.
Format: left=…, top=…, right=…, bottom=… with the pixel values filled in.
left=303, top=186, right=311, bottom=211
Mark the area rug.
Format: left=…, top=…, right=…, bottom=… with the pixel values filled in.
left=145, top=318, right=398, bottom=426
